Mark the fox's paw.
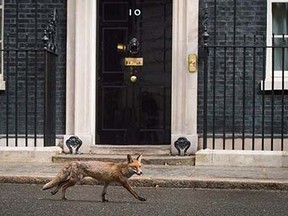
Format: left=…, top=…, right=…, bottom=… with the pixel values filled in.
left=62, top=197, right=67, bottom=201
left=102, top=199, right=109, bottom=202
left=139, top=197, right=146, bottom=202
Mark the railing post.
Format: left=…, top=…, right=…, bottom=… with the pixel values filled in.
left=202, top=4, right=209, bottom=149
left=43, top=10, right=57, bottom=147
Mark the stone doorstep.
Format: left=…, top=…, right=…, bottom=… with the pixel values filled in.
left=52, top=154, right=195, bottom=166
left=90, top=145, right=171, bottom=156
left=0, top=145, right=194, bottom=165
left=57, top=144, right=196, bottom=166
left=0, top=147, right=62, bottom=163
left=196, top=149, right=288, bottom=168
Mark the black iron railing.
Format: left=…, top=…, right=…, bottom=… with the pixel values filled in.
left=201, top=3, right=287, bottom=151
left=0, top=9, right=57, bottom=147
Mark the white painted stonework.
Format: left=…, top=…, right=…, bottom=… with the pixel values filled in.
left=196, top=149, right=288, bottom=168
left=171, top=0, right=199, bottom=155
left=0, top=79, right=5, bottom=90
left=66, top=0, right=96, bottom=153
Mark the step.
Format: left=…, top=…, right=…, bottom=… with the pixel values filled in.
left=90, top=145, right=171, bottom=156
left=52, top=154, right=195, bottom=166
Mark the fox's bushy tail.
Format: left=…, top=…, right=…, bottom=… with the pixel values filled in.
left=42, top=164, right=71, bottom=190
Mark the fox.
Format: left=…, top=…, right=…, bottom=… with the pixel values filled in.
left=42, top=154, right=146, bottom=202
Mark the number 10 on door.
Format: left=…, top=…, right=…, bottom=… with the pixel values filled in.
left=129, top=9, right=141, bottom=16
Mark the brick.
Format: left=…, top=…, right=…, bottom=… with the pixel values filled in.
left=0, top=0, right=66, bottom=135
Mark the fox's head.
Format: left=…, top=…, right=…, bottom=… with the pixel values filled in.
left=127, top=154, right=143, bottom=176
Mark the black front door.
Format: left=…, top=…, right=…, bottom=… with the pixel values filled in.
left=97, top=0, right=172, bottom=144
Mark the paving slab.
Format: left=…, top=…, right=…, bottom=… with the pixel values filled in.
left=0, top=162, right=288, bottom=190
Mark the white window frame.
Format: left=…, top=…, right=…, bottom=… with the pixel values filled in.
left=262, top=0, right=288, bottom=90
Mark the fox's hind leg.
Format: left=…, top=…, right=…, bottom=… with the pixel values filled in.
left=51, top=180, right=68, bottom=195
left=101, top=182, right=110, bottom=202
left=61, top=178, right=78, bottom=201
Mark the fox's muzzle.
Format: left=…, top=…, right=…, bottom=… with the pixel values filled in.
left=136, top=171, right=142, bottom=175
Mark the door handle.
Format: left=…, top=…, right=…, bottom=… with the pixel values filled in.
left=117, top=43, right=126, bottom=53
left=130, top=75, right=137, bottom=83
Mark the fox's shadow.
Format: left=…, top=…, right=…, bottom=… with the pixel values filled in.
left=39, top=197, right=146, bottom=204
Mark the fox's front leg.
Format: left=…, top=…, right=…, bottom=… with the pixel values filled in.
left=120, top=179, right=146, bottom=201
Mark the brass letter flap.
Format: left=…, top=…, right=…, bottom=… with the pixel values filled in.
left=124, top=57, right=144, bottom=66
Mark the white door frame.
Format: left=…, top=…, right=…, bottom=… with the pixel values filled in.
left=65, top=0, right=199, bottom=154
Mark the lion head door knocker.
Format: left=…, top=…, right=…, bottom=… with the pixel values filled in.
left=127, top=37, right=140, bottom=55
left=66, top=136, right=82, bottom=154
left=174, top=137, right=191, bottom=156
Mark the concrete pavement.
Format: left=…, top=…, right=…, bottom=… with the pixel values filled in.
left=0, top=161, right=288, bottom=190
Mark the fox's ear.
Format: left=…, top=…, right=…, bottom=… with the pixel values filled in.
left=137, top=154, right=142, bottom=163
left=127, top=154, right=133, bottom=163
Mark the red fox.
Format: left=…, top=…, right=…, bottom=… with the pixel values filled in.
left=42, top=154, right=146, bottom=202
